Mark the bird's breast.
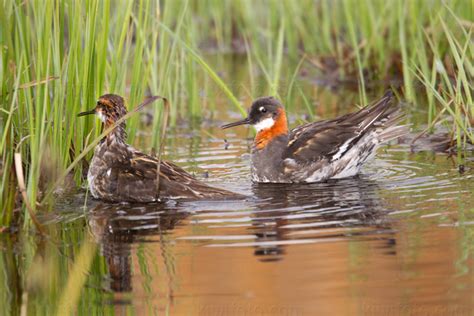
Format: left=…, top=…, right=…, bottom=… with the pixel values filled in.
left=250, top=135, right=289, bottom=183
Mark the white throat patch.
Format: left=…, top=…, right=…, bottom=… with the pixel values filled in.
left=254, top=117, right=275, bottom=132
left=97, top=110, right=107, bottom=123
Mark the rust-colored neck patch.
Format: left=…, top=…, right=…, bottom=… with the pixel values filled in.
left=103, top=113, right=127, bottom=144
left=254, top=108, right=288, bottom=150
left=104, top=117, right=117, bottom=129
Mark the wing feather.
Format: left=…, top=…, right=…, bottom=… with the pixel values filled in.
left=283, top=91, right=398, bottom=165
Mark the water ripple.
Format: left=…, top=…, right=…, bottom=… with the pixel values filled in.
left=54, top=134, right=473, bottom=255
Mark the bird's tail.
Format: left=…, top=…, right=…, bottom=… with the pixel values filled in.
left=357, top=90, right=408, bottom=143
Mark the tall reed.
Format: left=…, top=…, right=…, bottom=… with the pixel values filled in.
left=0, top=0, right=472, bottom=228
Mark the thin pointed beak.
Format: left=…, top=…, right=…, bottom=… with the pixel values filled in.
left=77, top=109, right=96, bottom=117
left=221, top=118, right=251, bottom=129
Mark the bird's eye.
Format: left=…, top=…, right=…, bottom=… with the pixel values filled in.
left=259, top=106, right=267, bottom=113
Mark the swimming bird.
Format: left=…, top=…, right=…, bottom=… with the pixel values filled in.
left=78, top=94, right=238, bottom=203
left=221, top=91, right=405, bottom=183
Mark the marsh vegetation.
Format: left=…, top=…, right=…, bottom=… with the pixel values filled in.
left=0, top=1, right=473, bottom=314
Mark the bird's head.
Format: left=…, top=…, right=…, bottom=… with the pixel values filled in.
left=221, top=96, right=287, bottom=132
left=78, top=94, right=127, bottom=126
left=221, top=96, right=288, bottom=149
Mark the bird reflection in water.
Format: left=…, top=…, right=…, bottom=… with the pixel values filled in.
left=249, top=176, right=396, bottom=261
left=88, top=203, right=186, bottom=293
left=87, top=176, right=398, bottom=295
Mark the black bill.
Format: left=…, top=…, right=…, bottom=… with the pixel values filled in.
left=221, top=118, right=251, bottom=129
left=77, top=109, right=96, bottom=117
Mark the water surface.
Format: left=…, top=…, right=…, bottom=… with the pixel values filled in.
left=1, top=59, right=473, bottom=315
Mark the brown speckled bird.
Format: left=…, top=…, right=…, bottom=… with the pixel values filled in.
left=222, top=91, right=405, bottom=183
left=78, top=94, right=238, bottom=203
